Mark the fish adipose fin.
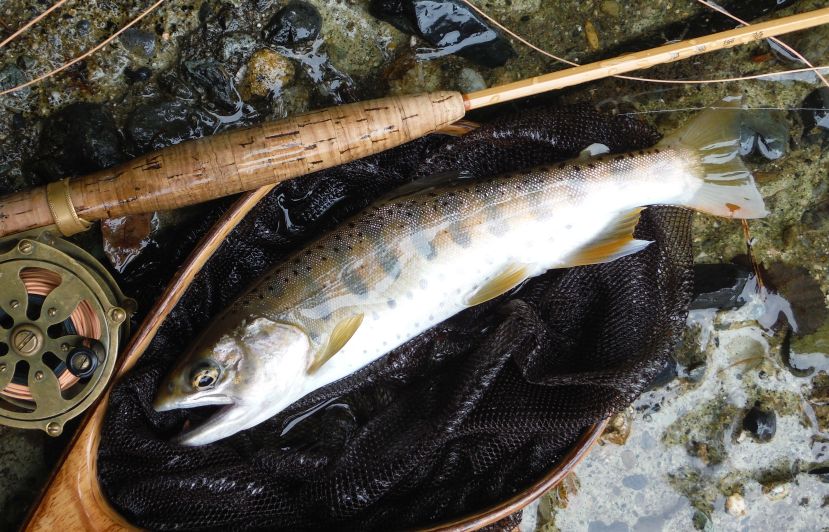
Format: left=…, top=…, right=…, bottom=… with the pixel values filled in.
left=660, top=98, right=768, bottom=219
left=308, top=314, right=364, bottom=373
left=465, top=262, right=532, bottom=306
left=565, top=208, right=652, bottom=267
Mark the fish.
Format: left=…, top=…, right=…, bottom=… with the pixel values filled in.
left=154, top=101, right=767, bottom=446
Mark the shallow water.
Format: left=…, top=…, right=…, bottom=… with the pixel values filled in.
left=1, top=0, right=828, bottom=529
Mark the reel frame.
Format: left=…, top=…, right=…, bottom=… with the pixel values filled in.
left=0, top=229, right=134, bottom=436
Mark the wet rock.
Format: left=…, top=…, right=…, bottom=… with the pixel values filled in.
left=370, top=0, right=515, bottom=68
left=241, top=49, right=295, bottom=99
left=385, top=53, right=443, bottom=95
left=725, top=493, right=747, bottom=516
left=75, top=19, right=92, bottom=36
left=764, top=262, right=828, bottom=336
left=158, top=71, right=197, bottom=101
left=124, top=66, right=152, bottom=84
left=690, top=264, right=751, bottom=311
left=740, top=109, right=789, bottom=161
left=600, top=0, right=620, bottom=17
left=646, top=358, right=678, bottom=390
left=457, top=67, right=485, bottom=93
left=15, top=55, right=36, bottom=71
left=761, top=481, right=790, bottom=501
left=182, top=59, right=241, bottom=113
left=119, top=28, right=156, bottom=59
left=800, top=87, right=829, bottom=143
left=32, top=103, right=124, bottom=179
left=600, top=407, right=633, bottom=445
left=801, top=199, right=829, bottom=231
left=219, top=32, right=259, bottom=69
left=742, top=403, right=776, bottom=443
left=0, top=64, right=27, bottom=96
left=126, top=100, right=216, bottom=154
left=263, top=1, right=323, bottom=48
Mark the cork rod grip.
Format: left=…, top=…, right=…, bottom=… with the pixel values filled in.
left=0, top=92, right=466, bottom=238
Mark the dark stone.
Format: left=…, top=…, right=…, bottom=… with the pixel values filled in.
left=126, top=100, right=217, bottom=154
left=76, top=19, right=92, bottom=35
left=800, top=87, right=829, bottom=142
left=742, top=403, right=776, bottom=442
left=119, top=28, right=156, bottom=58
left=125, top=66, right=152, bottom=84
left=369, top=0, right=515, bottom=68
left=764, top=262, right=828, bottom=336
left=16, top=55, right=36, bottom=71
left=646, top=357, right=677, bottom=390
left=31, top=103, right=125, bottom=179
left=158, top=71, right=196, bottom=100
left=182, top=59, right=241, bottom=113
left=690, top=264, right=752, bottom=310
left=801, top=199, right=829, bottom=230
left=0, top=64, right=26, bottom=93
left=740, top=109, right=788, bottom=161
left=263, top=1, right=323, bottom=48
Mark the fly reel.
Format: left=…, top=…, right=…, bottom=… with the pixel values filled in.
left=0, top=229, right=134, bottom=436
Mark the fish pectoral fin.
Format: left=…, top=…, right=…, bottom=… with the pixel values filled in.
left=564, top=208, right=652, bottom=267
left=307, top=314, right=365, bottom=374
left=465, top=263, right=532, bottom=307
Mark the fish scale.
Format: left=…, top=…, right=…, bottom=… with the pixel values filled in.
left=154, top=103, right=769, bottom=445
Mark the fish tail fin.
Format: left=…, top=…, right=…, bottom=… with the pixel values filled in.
left=659, top=98, right=768, bottom=219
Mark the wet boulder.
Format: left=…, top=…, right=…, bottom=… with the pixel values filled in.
left=800, top=87, right=829, bottom=143
left=370, top=0, right=515, bottom=68
left=32, top=103, right=124, bottom=179
left=126, top=100, right=217, bottom=154
left=119, top=28, right=156, bottom=59
left=182, top=59, right=241, bottom=114
left=263, top=1, right=323, bottom=48
left=690, top=264, right=751, bottom=311
left=241, top=49, right=296, bottom=99
left=742, top=403, right=776, bottom=443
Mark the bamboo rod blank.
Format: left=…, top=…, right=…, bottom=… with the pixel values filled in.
left=463, top=6, right=829, bottom=110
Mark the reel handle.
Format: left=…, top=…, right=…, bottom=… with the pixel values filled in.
left=0, top=92, right=466, bottom=238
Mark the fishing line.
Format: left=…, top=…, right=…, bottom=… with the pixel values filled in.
left=695, top=0, right=829, bottom=90
left=0, top=0, right=168, bottom=96
left=459, top=0, right=829, bottom=87
left=0, top=0, right=69, bottom=49
left=0, top=267, right=101, bottom=402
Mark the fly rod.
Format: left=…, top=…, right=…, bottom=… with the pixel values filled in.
left=2, top=6, right=829, bottom=239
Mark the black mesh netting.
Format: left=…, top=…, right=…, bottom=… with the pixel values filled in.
left=98, top=104, right=694, bottom=530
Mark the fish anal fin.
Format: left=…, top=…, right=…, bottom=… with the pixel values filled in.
left=465, top=263, right=531, bottom=307
left=308, top=314, right=364, bottom=374
left=565, top=208, right=652, bottom=267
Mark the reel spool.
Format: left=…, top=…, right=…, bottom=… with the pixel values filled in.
left=0, top=230, right=134, bottom=436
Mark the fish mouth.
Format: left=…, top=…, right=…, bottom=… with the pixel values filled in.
left=152, top=393, right=234, bottom=413
left=174, top=403, right=253, bottom=446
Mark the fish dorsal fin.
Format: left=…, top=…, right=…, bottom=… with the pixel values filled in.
left=465, top=262, right=532, bottom=307
left=307, top=314, right=364, bottom=374
left=383, top=170, right=475, bottom=200
left=564, top=208, right=652, bottom=267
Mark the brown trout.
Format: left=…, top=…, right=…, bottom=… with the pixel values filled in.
left=154, top=102, right=767, bottom=445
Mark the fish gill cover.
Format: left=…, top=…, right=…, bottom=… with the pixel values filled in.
left=97, top=105, right=692, bottom=530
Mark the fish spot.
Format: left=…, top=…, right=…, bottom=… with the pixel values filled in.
left=419, top=279, right=428, bottom=289
left=292, top=269, right=299, bottom=276
left=387, top=299, right=396, bottom=309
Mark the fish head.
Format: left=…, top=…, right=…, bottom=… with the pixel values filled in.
left=153, top=317, right=312, bottom=445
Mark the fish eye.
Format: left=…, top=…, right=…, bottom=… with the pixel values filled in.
left=190, top=363, right=220, bottom=391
